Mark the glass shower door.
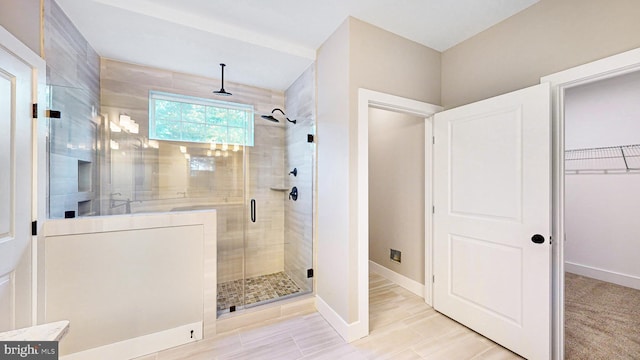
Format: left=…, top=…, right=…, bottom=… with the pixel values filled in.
left=242, top=108, right=314, bottom=309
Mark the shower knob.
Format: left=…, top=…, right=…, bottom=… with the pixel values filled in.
left=289, top=187, right=298, bottom=201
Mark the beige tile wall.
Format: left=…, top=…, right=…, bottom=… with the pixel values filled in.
left=99, top=59, right=286, bottom=284
left=284, top=64, right=316, bottom=291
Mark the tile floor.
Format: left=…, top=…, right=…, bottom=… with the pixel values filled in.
left=217, top=272, right=302, bottom=312
left=146, top=272, right=522, bottom=359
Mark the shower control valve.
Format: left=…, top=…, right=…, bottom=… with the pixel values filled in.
left=289, top=187, right=298, bottom=201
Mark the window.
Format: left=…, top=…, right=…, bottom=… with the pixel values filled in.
left=149, top=91, right=254, bottom=145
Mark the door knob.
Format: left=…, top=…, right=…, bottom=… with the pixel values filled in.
left=531, top=234, right=545, bottom=244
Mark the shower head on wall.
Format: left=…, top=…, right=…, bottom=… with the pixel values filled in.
left=260, top=108, right=296, bottom=124
left=213, top=63, right=232, bottom=96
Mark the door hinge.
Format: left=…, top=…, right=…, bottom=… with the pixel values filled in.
left=32, top=104, right=37, bottom=118
left=46, top=110, right=61, bottom=119
left=432, top=275, right=435, bottom=283
left=432, top=206, right=435, bottom=214
left=432, top=136, right=435, bottom=144
left=31, top=220, right=37, bottom=236
left=307, top=268, right=314, bottom=278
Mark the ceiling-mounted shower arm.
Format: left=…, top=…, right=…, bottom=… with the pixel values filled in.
left=213, top=63, right=232, bottom=96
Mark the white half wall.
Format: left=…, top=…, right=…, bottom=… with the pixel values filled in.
left=41, top=211, right=216, bottom=358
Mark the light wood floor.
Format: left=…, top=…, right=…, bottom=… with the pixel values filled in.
left=141, top=272, right=522, bottom=360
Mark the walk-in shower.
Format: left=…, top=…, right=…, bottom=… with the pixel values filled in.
left=46, top=61, right=316, bottom=317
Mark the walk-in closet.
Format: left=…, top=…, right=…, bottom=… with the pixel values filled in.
left=564, top=69, right=640, bottom=358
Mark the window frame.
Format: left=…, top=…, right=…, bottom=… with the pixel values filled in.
left=148, top=90, right=254, bottom=146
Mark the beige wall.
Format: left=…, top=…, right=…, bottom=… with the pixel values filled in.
left=442, top=0, right=640, bottom=108
left=368, top=108, right=425, bottom=284
left=349, top=17, right=441, bottom=105
left=0, top=0, right=41, bottom=55
left=317, top=19, right=351, bottom=322
left=317, top=17, right=441, bottom=324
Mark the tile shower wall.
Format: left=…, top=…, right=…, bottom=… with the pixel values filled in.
left=100, top=59, right=286, bottom=282
left=44, top=0, right=101, bottom=218
left=284, top=64, right=315, bottom=291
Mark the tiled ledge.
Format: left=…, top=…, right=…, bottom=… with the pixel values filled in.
left=0, top=320, right=69, bottom=341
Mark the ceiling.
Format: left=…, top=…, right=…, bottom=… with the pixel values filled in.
left=55, top=0, right=539, bottom=92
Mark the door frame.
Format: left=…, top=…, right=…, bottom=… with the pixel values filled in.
left=0, top=25, right=46, bottom=326
left=541, top=46, right=640, bottom=360
left=356, top=88, right=442, bottom=338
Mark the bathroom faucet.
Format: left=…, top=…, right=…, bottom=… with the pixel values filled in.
left=110, top=198, right=142, bottom=214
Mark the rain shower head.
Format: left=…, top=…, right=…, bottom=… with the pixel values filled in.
left=261, top=108, right=297, bottom=124
left=261, top=114, right=279, bottom=122
left=213, top=63, right=232, bottom=96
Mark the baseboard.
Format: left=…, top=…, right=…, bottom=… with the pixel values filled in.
left=565, top=262, right=640, bottom=290
left=369, top=261, right=425, bottom=298
left=61, top=322, right=202, bottom=360
left=315, top=296, right=366, bottom=343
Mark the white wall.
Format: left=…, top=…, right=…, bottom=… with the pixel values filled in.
left=564, top=71, right=640, bottom=289
left=565, top=70, right=640, bottom=149
left=368, top=108, right=425, bottom=284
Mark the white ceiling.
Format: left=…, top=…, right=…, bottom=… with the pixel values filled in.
left=55, top=0, right=539, bottom=91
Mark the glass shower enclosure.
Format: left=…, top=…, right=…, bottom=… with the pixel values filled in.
left=46, top=84, right=315, bottom=317
left=217, top=112, right=314, bottom=314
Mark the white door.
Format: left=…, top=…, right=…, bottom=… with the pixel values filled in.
left=0, top=42, right=34, bottom=331
left=433, top=83, right=551, bottom=359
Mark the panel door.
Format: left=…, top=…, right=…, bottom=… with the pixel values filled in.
left=0, top=42, right=34, bottom=331
left=433, top=83, right=551, bottom=359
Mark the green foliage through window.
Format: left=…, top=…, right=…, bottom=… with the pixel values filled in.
left=149, top=91, right=254, bottom=145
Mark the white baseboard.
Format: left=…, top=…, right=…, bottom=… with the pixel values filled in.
left=315, top=296, right=366, bottom=343
left=369, top=261, right=425, bottom=298
left=61, top=322, right=202, bottom=360
left=565, top=262, right=640, bottom=290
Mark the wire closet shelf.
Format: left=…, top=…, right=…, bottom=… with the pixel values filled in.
left=565, top=144, right=640, bottom=174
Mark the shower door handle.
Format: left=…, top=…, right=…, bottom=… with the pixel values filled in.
left=250, top=199, right=256, bottom=223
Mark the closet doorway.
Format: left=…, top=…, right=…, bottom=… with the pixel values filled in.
left=563, top=69, right=640, bottom=358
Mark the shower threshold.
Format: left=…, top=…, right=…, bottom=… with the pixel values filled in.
left=217, top=271, right=304, bottom=314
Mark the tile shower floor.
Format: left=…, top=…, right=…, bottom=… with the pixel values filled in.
left=217, top=271, right=302, bottom=312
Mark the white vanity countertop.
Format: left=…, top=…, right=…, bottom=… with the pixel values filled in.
left=0, top=320, right=69, bottom=341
